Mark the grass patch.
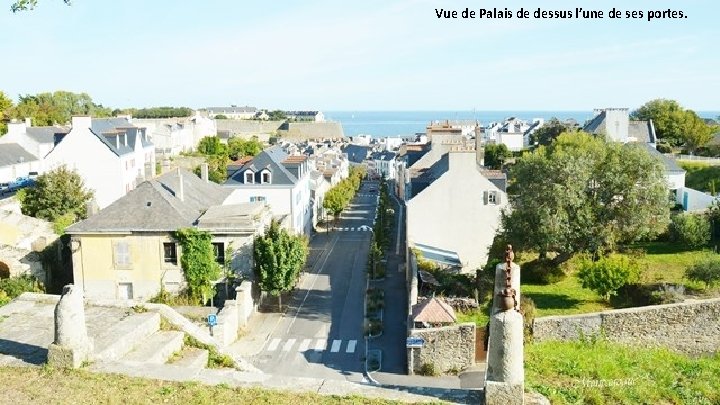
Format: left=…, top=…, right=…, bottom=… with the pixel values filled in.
left=183, top=335, right=234, bottom=369
left=679, top=161, right=720, bottom=193
left=523, top=275, right=610, bottom=317
left=0, top=367, right=413, bottom=404
left=526, top=340, right=720, bottom=404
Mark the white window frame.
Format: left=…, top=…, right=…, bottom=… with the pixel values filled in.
left=244, top=171, right=254, bottom=184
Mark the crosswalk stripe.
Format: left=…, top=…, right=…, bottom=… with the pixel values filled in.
left=282, top=339, right=296, bottom=352
left=351, top=227, right=355, bottom=231
left=267, top=338, right=281, bottom=352
left=314, top=339, right=326, bottom=351
left=346, top=340, right=357, bottom=353
left=298, top=338, right=312, bottom=352
left=330, top=339, right=342, bottom=353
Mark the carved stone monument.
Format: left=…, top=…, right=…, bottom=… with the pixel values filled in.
left=485, top=245, right=524, bottom=404
left=47, top=284, right=93, bottom=368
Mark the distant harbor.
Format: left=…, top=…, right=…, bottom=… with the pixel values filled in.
left=325, top=110, right=720, bottom=138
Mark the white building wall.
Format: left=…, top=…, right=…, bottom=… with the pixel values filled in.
left=676, top=187, right=719, bottom=212
left=224, top=187, right=293, bottom=217
left=667, top=172, right=686, bottom=190
left=498, top=133, right=524, bottom=152
left=406, top=150, right=508, bottom=272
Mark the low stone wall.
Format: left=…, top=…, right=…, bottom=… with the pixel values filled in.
left=533, top=298, right=720, bottom=356
left=279, top=122, right=344, bottom=140
left=408, top=323, right=476, bottom=374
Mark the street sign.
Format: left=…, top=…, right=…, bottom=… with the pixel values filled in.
left=207, top=314, right=218, bottom=327
left=406, top=336, right=424, bottom=348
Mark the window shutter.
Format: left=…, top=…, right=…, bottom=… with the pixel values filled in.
left=483, top=191, right=489, bottom=205
left=496, top=192, right=502, bottom=205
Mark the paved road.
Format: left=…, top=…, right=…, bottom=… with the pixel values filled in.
left=248, top=182, right=379, bottom=382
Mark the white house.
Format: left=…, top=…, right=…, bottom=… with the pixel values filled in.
left=223, top=145, right=313, bottom=235
left=206, top=106, right=257, bottom=120
left=0, top=118, right=68, bottom=160
left=44, top=116, right=155, bottom=209
left=0, top=143, right=40, bottom=183
left=370, top=150, right=397, bottom=180
left=406, top=148, right=508, bottom=272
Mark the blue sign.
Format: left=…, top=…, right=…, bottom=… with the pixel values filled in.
left=207, top=314, right=218, bottom=327
left=406, top=336, right=424, bottom=348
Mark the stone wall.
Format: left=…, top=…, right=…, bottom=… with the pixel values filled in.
left=279, top=122, right=344, bottom=141
left=408, top=323, right=476, bottom=374
left=533, top=298, right=720, bottom=356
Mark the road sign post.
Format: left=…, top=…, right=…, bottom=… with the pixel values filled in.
left=207, top=314, right=218, bottom=336
left=406, top=336, right=424, bottom=376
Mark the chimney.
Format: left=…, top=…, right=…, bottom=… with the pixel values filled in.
left=24, top=117, right=31, bottom=127
left=177, top=168, right=184, bottom=201
left=6, top=120, right=27, bottom=137
left=123, top=132, right=128, bottom=147
left=71, top=116, right=92, bottom=129
left=114, top=135, right=119, bottom=149
left=200, top=163, right=209, bottom=182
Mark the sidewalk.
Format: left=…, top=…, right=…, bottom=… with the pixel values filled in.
left=228, top=311, right=283, bottom=357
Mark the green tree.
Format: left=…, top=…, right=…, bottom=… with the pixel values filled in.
left=253, top=220, right=308, bottom=311
left=194, top=154, right=228, bottom=183
left=483, top=143, right=511, bottom=169
left=530, top=118, right=579, bottom=146
left=214, top=114, right=228, bottom=119
left=11, top=0, right=69, bottom=12
left=681, top=111, right=714, bottom=152
left=631, top=99, right=713, bottom=150
left=267, top=110, right=287, bottom=120
left=227, top=136, right=263, bottom=160
left=11, top=91, right=111, bottom=126
left=20, top=165, right=94, bottom=223
left=502, top=132, right=670, bottom=262
left=174, top=228, right=221, bottom=304
left=669, top=213, right=711, bottom=249
left=685, top=256, right=720, bottom=288
left=0, top=91, right=13, bottom=135
left=577, top=256, right=640, bottom=301
left=196, top=136, right=227, bottom=156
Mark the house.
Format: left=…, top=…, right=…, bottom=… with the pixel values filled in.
left=223, top=145, right=313, bottom=235
left=407, top=132, right=467, bottom=198
left=65, top=169, right=272, bottom=301
left=342, top=144, right=372, bottom=168
left=285, top=111, right=325, bottom=122
left=133, top=113, right=217, bottom=156
left=206, top=106, right=258, bottom=120
left=44, top=116, right=156, bottom=208
left=369, top=150, right=397, bottom=180
left=309, top=170, right=331, bottom=227
left=0, top=118, right=68, bottom=160
left=0, top=143, right=40, bottom=183
left=411, top=297, right=457, bottom=328
left=406, top=148, right=508, bottom=273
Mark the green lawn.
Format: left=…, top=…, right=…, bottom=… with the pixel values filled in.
left=523, top=275, right=609, bottom=317
left=526, top=340, right=720, bottom=404
left=679, top=161, right=720, bottom=193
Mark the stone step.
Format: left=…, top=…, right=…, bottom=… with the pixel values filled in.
left=92, top=312, right=160, bottom=361
left=122, top=331, right=185, bottom=364
left=171, top=347, right=209, bottom=370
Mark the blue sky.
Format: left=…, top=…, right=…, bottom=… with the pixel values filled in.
left=0, top=0, right=717, bottom=111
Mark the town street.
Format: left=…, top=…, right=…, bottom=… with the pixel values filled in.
left=247, top=182, right=379, bottom=381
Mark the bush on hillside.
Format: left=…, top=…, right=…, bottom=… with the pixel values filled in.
left=685, top=256, right=720, bottom=288
left=522, top=258, right=566, bottom=285
left=577, top=256, right=640, bottom=301
left=669, top=213, right=711, bottom=249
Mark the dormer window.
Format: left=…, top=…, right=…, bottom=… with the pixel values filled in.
left=244, top=170, right=254, bottom=184
left=261, top=169, right=271, bottom=184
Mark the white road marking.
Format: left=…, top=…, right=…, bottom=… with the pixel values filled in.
left=351, top=227, right=355, bottom=231
left=330, top=339, right=342, bottom=353
left=346, top=340, right=357, bottom=353
left=267, top=338, right=281, bottom=352
left=298, top=338, right=312, bottom=352
left=282, top=339, right=296, bottom=352
left=314, top=339, right=326, bottom=351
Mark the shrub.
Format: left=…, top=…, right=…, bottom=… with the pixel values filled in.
left=419, top=362, right=438, bottom=376
left=669, top=213, right=711, bottom=249
left=656, top=142, right=673, bottom=153
left=649, top=284, right=686, bottom=305
left=0, top=275, right=43, bottom=300
left=577, top=256, right=640, bottom=301
left=520, top=296, right=536, bottom=341
left=685, top=256, right=720, bottom=288
left=522, top=258, right=566, bottom=285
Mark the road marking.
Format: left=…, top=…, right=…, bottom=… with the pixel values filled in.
left=351, top=227, right=355, bottom=231
left=298, top=338, right=312, bottom=352
left=346, top=340, right=357, bottom=353
left=314, top=339, right=326, bottom=351
left=282, top=339, right=296, bottom=351
left=330, top=339, right=342, bottom=353
left=267, top=338, right=281, bottom=352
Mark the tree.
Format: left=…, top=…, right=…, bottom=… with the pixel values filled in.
left=11, top=0, right=69, bottom=12
left=631, top=99, right=713, bottom=150
left=681, top=111, right=714, bottom=152
left=267, top=110, right=287, bottom=121
left=214, top=114, right=228, bottom=120
left=483, top=143, right=511, bottom=169
left=253, top=220, right=308, bottom=311
left=0, top=91, right=13, bottom=135
left=502, top=132, right=670, bottom=262
left=530, top=118, right=579, bottom=146
left=11, top=91, right=111, bottom=126
left=20, top=165, right=94, bottom=223
left=196, top=136, right=227, bottom=156
left=685, top=256, right=720, bottom=288
left=174, top=228, right=221, bottom=304
left=577, top=256, right=640, bottom=301
left=194, top=154, right=228, bottom=183
left=228, top=136, right=263, bottom=160
left=669, top=213, right=711, bottom=249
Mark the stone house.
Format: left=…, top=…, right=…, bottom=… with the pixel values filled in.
left=411, top=297, right=457, bottom=328
left=65, top=169, right=272, bottom=301
left=206, top=106, right=258, bottom=120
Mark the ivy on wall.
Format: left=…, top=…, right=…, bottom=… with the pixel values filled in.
left=174, top=228, right=221, bottom=304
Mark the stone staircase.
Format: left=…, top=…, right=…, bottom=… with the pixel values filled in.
left=89, top=311, right=209, bottom=371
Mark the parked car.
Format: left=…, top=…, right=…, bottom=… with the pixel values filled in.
left=28, top=171, right=39, bottom=180
left=0, top=182, right=9, bottom=196
left=8, top=176, right=34, bottom=192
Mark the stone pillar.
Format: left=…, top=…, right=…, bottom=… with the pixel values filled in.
left=485, top=248, right=524, bottom=405
left=47, top=285, right=93, bottom=368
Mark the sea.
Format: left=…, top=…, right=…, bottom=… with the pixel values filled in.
left=325, top=111, right=720, bottom=138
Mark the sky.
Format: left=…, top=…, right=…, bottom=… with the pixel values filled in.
left=0, top=0, right=718, bottom=111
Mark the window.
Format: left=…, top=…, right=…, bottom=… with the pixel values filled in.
left=261, top=171, right=271, bottom=184
left=244, top=171, right=254, bottom=184
left=212, top=242, right=225, bottom=265
left=163, top=242, right=178, bottom=264
left=113, top=241, right=131, bottom=267
left=488, top=191, right=498, bottom=205
left=250, top=196, right=266, bottom=202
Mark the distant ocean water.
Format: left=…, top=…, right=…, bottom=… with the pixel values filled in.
left=325, top=111, right=720, bottom=138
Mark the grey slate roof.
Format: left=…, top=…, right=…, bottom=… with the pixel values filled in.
left=342, top=144, right=371, bottom=164
left=206, top=106, right=257, bottom=114
left=66, top=169, right=232, bottom=233
left=370, top=151, right=397, bottom=161
left=89, top=118, right=153, bottom=156
left=641, top=143, right=685, bottom=174
left=628, top=121, right=656, bottom=144
left=0, top=143, right=38, bottom=167
left=26, top=126, right=69, bottom=144
left=225, top=145, right=297, bottom=186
